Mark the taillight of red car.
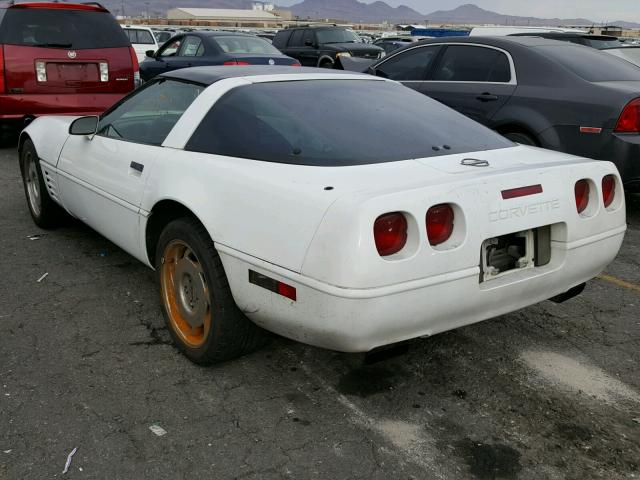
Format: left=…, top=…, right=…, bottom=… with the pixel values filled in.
left=426, top=204, right=455, bottom=246
left=574, top=180, right=590, bottom=214
left=374, top=212, right=408, bottom=256
left=223, top=61, right=251, bottom=66
left=129, top=47, right=141, bottom=88
left=0, top=46, right=5, bottom=94
left=602, top=175, right=616, bottom=208
left=615, top=98, right=640, bottom=133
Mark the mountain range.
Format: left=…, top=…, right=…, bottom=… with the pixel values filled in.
left=102, top=1, right=640, bottom=28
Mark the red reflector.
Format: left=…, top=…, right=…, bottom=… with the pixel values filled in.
left=223, top=61, right=251, bottom=66
left=248, top=270, right=297, bottom=301
left=426, top=204, right=454, bottom=246
left=277, top=282, right=297, bottom=301
left=579, top=127, right=602, bottom=134
left=615, top=98, right=640, bottom=133
left=373, top=212, right=408, bottom=257
left=575, top=179, right=590, bottom=214
left=291, top=61, right=302, bottom=67
left=602, top=175, right=616, bottom=208
left=501, top=184, right=543, bottom=200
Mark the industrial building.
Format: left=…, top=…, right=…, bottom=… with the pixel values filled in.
left=166, top=7, right=289, bottom=28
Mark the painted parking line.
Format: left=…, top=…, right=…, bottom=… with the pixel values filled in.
left=597, top=273, right=640, bottom=294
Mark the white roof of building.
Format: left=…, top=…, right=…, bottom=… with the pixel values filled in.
left=168, top=8, right=278, bottom=20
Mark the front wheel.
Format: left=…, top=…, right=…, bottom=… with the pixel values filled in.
left=20, top=139, right=68, bottom=229
left=155, top=217, right=267, bottom=364
left=503, top=131, right=537, bottom=146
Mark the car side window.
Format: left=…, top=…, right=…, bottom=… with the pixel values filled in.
left=375, top=46, right=439, bottom=81
left=289, top=30, right=303, bottom=47
left=158, top=37, right=182, bottom=57
left=302, top=30, right=315, bottom=46
left=432, top=45, right=512, bottom=83
left=179, top=36, right=204, bottom=57
left=97, top=79, right=204, bottom=146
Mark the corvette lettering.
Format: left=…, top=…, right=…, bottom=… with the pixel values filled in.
left=490, top=199, right=560, bottom=222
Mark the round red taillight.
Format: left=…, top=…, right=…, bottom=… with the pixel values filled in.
left=574, top=180, right=590, bottom=214
left=602, top=175, right=616, bottom=208
left=615, top=98, right=640, bottom=133
left=373, top=212, right=408, bottom=257
left=426, top=204, right=454, bottom=246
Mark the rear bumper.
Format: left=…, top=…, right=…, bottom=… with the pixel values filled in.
left=217, top=225, right=626, bottom=352
left=0, top=93, right=126, bottom=119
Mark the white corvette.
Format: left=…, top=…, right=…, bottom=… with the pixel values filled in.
left=19, top=67, right=626, bottom=364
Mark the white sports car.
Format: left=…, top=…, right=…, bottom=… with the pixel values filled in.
left=19, top=67, right=626, bottom=364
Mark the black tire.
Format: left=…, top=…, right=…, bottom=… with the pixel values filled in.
left=20, top=139, right=68, bottom=229
left=155, top=217, right=267, bottom=365
left=503, top=131, right=537, bottom=146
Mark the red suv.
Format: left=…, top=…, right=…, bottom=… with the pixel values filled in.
left=0, top=2, right=139, bottom=127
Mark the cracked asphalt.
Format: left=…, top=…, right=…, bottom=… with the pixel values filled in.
left=1, top=145, right=639, bottom=480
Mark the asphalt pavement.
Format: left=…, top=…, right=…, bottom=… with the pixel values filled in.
left=1, top=146, right=639, bottom=480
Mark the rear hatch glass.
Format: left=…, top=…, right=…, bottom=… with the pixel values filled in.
left=0, top=8, right=133, bottom=94
left=0, top=8, right=129, bottom=49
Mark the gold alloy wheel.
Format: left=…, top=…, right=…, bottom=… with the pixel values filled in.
left=160, top=240, right=211, bottom=348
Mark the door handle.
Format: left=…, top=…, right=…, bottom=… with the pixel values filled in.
left=476, top=93, right=499, bottom=102
left=130, top=161, right=144, bottom=173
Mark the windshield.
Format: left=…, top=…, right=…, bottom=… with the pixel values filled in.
left=0, top=8, right=129, bottom=49
left=185, top=80, right=513, bottom=166
left=539, top=45, right=640, bottom=82
left=316, top=29, right=361, bottom=44
left=215, top=35, right=281, bottom=54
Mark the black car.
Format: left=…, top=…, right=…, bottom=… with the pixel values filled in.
left=366, top=36, right=640, bottom=191
left=272, top=26, right=383, bottom=69
left=140, top=31, right=300, bottom=81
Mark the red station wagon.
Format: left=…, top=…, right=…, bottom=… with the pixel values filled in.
left=0, top=2, right=139, bottom=127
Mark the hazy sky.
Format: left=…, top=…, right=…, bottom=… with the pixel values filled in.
left=276, top=0, right=640, bottom=23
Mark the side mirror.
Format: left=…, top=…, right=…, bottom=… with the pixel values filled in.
left=69, top=116, right=99, bottom=136
left=146, top=49, right=156, bottom=58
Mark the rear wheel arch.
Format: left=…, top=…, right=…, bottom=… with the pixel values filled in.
left=317, top=56, right=334, bottom=68
left=145, top=200, right=212, bottom=267
left=495, top=124, right=540, bottom=146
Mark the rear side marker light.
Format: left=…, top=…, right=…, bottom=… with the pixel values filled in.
left=426, top=204, right=454, bottom=246
left=35, top=61, right=46, bottom=82
left=224, top=61, right=251, bottom=66
left=579, top=127, right=602, bottom=134
left=374, top=212, right=408, bottom=256
left=99, top=62, right=109, bottom=82
left=575, top=179, right=590, bottom=214
left=249, top=270, right=296, bottom=301
left=615, top=98, right=640, bottom=133
left=501, top=184, right=543, bottom=200
left=602, top=175, right=616, bottom=208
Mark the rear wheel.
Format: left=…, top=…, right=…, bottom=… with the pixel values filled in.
left=20, top=139, right=68, bottom=228
left=503, top=131, right=537, bottom=146
left=156, top=217, right=267, bottom=364
left=318, top=59, right=334, bottom=69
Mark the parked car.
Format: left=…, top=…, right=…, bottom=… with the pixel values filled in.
left=122, top=25, right=159, bottom=63
left=272, top=26, right=384, bottom=68
left=469, top=26, right=587, bottom=36
left=605, top=46, right=640, bottom=67
left=373, top=36, right=429, bottom=54
left=0, top=2, right=139, bottom=129
left=365, top=37, right=640, bottom=191
left=140, top=32, right=299, bottom=81
left=19, top=66, right=625, bottom=364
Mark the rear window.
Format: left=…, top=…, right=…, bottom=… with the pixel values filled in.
left=0, top=8, right=129, bottom=49
left=214, top=36, right=280, bottom=55
left=539, top=45, right=640, bottom=82
left=185, top=80, right=512, bottom=166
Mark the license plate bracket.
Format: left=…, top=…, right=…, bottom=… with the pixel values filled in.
left=481, top=230, right=535, bottom=282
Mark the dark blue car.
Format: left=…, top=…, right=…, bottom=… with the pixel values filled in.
left=140, top=31, right=300, bottom=81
